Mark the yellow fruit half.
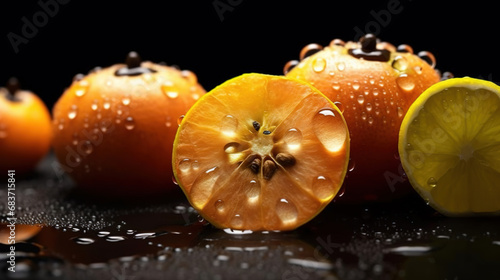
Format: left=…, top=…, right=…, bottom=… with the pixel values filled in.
left=172, top=73, right=350, bottom=231
left=399, top=77, right=500, bottom=216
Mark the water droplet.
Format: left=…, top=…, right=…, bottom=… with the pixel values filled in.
left=122, top=96, right=131, bottom=106
left=215, top=199, right=225, bottom=213
left=283, top=60, right=299, bottom=75
left=283, top=128, right=303, bottom=151
left=333, top=101, right=344, bottom=113
left=336, top=62, right=346, bottom=71
left=397, top=44, right=414, bottom=54
left=80, top=140, right=93, bottom=155
left=181, top=70, right=198, bottom=84
left=103, top=101, right=111, bottom=110
left=392, top=56, right=409, bottom=72
left=134, top=232, right=156, bottom=239
left=68, top=105, right=78, bottom=120
left=224, top=142, right=241, bottom=154
left=386, top=245, right=434, bottom=256
left=106, top=236, right=126, bottom=242
left=366, top=103, right=373, bottom=112
left=418, top=51, right=436, bottom=68
left=124, top=117, right=135, bottom=130
left=190, top=167, right=219, bottom=209
left=177, top=115, right=185, bottom=126
left=397, top=107, right=404, bottom=118
left=74, top=80, right=89, bottom=97
left=427, top=177, right=437, bottom=188
left=357, top=95, right=365, bottom=105
left=161, top=82, right=179, bottom=99
left=313, top=176, right=336, bottom=200
left=299, top=43, right=323, bottom=60
left=72, top=237, right=95, bottom=245
left=220, top=115, right=238, bottom=137
left=0, top=123, right=8, bottom=139
left=91, top=100, right=98, bottom=111
left=332, top=82, right=341, bottom=91
left=368, top=116, right=374, bottom=125
left=165, top=116, right=172, bottom=127
left=348, top=159, right=355, bottom=172
left=179, top=159, right=191, bottom=173
left=276, top=198, right=298, bottom=224
left=313, top=108, right=347, bottom=152
left=245, top=179, right=260, bottom=203
left=329, top=38, right=345, bottom=47
left=396, top=74, right=415, bottom=92
left=230, top=214, right=244, bottom=229
left=312, top=57, right=326, bottom=73
left=352, top=83, right=360, bottom=90
left=97, top=231, right=110, bottom=237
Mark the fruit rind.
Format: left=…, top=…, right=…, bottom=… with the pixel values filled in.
left=399, top=77, right=500, bottom=216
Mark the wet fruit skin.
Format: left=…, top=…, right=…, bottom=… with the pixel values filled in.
left=286, top=35, right=441, bottom=202
left=0, top=82, right=52, bottom=175
left=51, top=54, right=206, bottom=196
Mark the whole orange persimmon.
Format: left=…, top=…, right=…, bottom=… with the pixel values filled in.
left=0, top=78, right=52, bottom=175
left=52, top=52, right=206, bottom=197
left=286, top=34, right=441, bottom=202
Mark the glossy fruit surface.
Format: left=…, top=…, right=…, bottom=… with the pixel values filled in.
left=173, top=73, right=350, bottom=231
left=52, top=53, right=206, bottom=196
left=399, top=77, right=500, bottom=216
left=286, top=34, right=441, bottom=202
left=0, top=79, right=52, bottom=175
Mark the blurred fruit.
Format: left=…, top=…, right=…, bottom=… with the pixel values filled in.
left=399, top=77, right=500, bottom=216
left=0, top=78, right=52, bottom=175
left=173, top=73, right=349, bottom=231
left=286, top=34, right=441, bottom=202
left=52, top=52, right=206, bottom=196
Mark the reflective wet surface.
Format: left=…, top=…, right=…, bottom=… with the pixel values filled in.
left=1, top=154, right=500, bottom=279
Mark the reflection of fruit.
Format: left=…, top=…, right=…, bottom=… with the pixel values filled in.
left=52, top=52, right=206, bottom=196
left=0, top=223, right=42, bottom=243
left=399, top=77, right=500, bottom=216
left=286, top=34, right=441, bottom=202
left=173, top=73, right=349, bottom=231
left=0, top=78, right=52, bottom=175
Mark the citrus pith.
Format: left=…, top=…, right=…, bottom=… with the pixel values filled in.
left=173, top=73, right=350, bottom=231
left=399, top=77, right=500, bottom=216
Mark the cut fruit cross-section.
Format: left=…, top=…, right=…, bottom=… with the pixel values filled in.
left=399, top=77, right=500, bottom=216
left=172, top=73, right=350, bottom=231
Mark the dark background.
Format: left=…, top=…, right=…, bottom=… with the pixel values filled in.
left=1, top=0, right=498, bottom=110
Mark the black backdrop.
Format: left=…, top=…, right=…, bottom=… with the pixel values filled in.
left=1, top=0, right=498, bottom=110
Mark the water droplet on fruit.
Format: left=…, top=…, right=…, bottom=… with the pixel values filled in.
left=161, top=82, right=179, bottom=99
left=313, top=108, right=347, bottom=152
left=352, top=83, right=360, bottom=90
left=396, top=74, right=415, bottom=92
left=330, top=38, right=345, bottom=47
left=74, top=80, right=89, bottom=97
left=68, top=105, right=78, bottom=119
left=357, top=95, right=365, bottom=105
left=397, top=107, right=404, bottom=118
left=313, top=176, right=335, bottom=200
left=224, top=142, right=241, bottom=154
left=283, top=128, right=303, bottom=151
left=246, top=179, right=260, bottom=203
left=336, top=62, right=346, bottom=71
left=81, top=141, right=93, bottom=155
left=103, top=101, right=111, bottom=110
left=0, top=123, right=7, bottom=139
left=392, top=56, right=409, bottom=72
left=366, top=102, right=373, bottom=112
left=71, top=237, right=95, bottom=245
left=312, top=57, right=326, bottom=73
left=283, top=60, right=299, bottom=75
left=334, top=101, right=344, bottom=113
left=348, top=159, right=355, bottom=172
left=368, top=116, right=374, bottom=125
left=397, top=44, right=413, bottom=54
left=299, top=43, right=323, bottom=60
left=276, top=199, right=298, bottom=224
left=418, top=51, right=436, bottom=68
left=230, top=214, right=244, bottom=229
left=122, top=96, right=131, bottom=106
left=220, top=115, right=238, bottom=137
left=215, top=199, right=225, bottom=213
left=124, top=117, right=135, bottom=130
left=191, top=167, right=219, bottom=209
left=427, top=177, right=437, bottom=188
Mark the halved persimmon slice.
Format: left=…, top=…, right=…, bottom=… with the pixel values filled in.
left=172, top=73, right=350, bottom=231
